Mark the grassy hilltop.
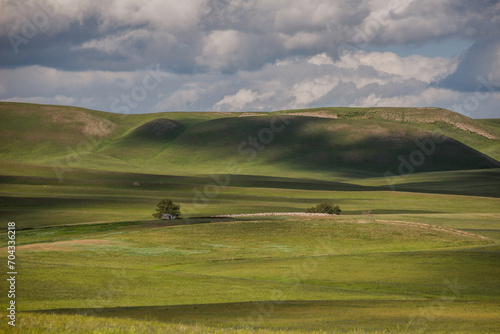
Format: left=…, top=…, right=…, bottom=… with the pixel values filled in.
left=1, top=102, right=499, bottom=177
left=0, top=102, right=499, bottom=333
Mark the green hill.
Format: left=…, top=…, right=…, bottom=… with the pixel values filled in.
left=0, top=102, right=499, bottom=178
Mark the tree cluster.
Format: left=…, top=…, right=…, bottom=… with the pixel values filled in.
left=153, top=198, right=181, bottom=219
left=306, top=202, right=341, bottom=215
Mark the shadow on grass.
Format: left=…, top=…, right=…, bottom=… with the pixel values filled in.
left=30, top=299, right=500, bottom=332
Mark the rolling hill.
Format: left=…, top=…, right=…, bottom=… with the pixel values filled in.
left=0, top=102, right=499, bottom=178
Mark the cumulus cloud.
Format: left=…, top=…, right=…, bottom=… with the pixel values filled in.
left=2, top=0, right=498, bottom=72
left=352, top=87, right=458, bottom=108
left=3, top=48, right=499, bottom=117
left=439, top=36, right=500, bottom=92
left=214, top=89, right=259, bottom=111
left=154, top=84, right=207, bottom=111
left=0, top=0, right=499, bottom=117
left=348, top=52, right=456, bottom=83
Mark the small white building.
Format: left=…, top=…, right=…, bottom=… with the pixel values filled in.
left=162, top=214, right=177, bottom=220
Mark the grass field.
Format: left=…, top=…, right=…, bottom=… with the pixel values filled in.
left=0, top=215, right=499, bottom=332
left=0, top=103, right=499, bottom=333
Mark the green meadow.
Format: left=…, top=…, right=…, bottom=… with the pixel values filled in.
left=0, top=102, right=499, bottom=333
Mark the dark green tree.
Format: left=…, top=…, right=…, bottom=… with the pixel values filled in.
left=306, top=202, right=341, bottom=215
left=153, top=198, right=181, bottom=219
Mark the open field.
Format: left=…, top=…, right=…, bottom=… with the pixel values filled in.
left=1, top=159, right=500, bottom=229
left=0, top=103, right=499, bottom=333
left=1, top=215, right=499, bottom=332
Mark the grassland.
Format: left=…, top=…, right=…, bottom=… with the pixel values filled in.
left=0, top=102, right=499, bottom=333
left=1, top=215, right=499, bottom=332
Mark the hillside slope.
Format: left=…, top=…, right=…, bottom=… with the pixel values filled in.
left=0, top=102, right=499, bottom=178
left=144, top=116, right=499, bottom=176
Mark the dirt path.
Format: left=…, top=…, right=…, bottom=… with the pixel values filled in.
left=214, top=212, right=333, bottom=217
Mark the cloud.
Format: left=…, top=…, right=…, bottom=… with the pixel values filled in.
left=439, top=36, right=500, bottom=92
left=0, top=49, right=489, bottom=113
left=154, top=84, right=207, bottom=111
left=2, top=49, right=499, bottom=118
left=2, top=0, right=498, bottom=73
left=347, top=51, right=456, bottom=83
left=205, top=50, right=458, bottom=111
left=1, top=1, right=499, bottom=118
left=353, top=0, right=500, bottom=46
left=196, top=30, right=246, bottom=72
left=352, top=87, right=457, bottom=108
left=307, top=53, right=334, bottom=66
left=214, top=88, right=259, bottom=111
left=1, top=94, right=77, bottom=106
left=286, top=76, right=340, bottom=109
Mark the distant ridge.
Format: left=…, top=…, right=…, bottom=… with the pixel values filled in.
left=0, top=102, right=499, bottom=177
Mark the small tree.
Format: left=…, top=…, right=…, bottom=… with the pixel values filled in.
left=306, top=202, right=341, bottom=215
left=153, top=198, right=181, bottom=219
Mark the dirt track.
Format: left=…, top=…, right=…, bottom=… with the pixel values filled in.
left=214, top=212, right=333, bottom=218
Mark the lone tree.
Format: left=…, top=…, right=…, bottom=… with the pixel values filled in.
left=153, top=198, right=181, bottom=219
left=306, top=202, right=341, bottom=215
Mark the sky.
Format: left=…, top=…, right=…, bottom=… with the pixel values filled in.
left=0, top=0, right=499, bottom=118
